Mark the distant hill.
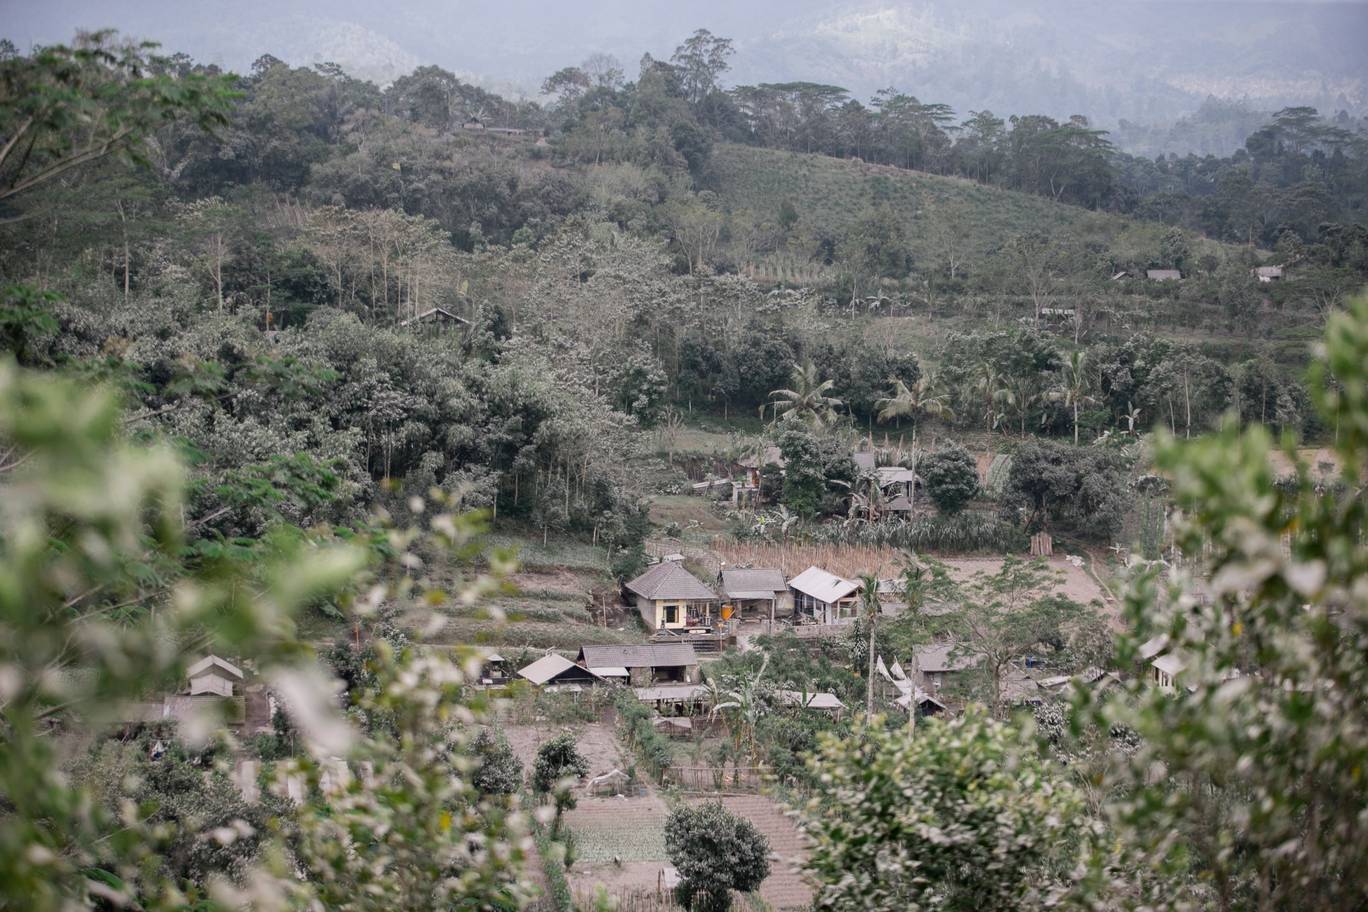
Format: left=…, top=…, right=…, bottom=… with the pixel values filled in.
left=704, top=144, right=1240, bottom=273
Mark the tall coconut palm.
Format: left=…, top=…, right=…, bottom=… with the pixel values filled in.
left=1050, top=350, right=1097, bottom=445
left=972, top=360, right=1011, bottom=434
left=765, top=361, right=842, bottom=430
left=856, top=573, right=882, bottom=718
left=875, top=374, right=956, bottom=443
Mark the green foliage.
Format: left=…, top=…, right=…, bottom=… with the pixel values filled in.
left=805, top=709, right=1087, bottom=911
left=1005, top=439, right=1134, bottom=541
left=472, top=729, right=524, bottom=795
left=533, top=733, right=590, bottom=829
left=0, top=32, right=236, bottom=206
left=920, top=444, right=979, bottom=515
left=0, top=363, right=363, bottom=910
left=937, top=556, right=1099, bottom=711
left=0, top=284, right=60, bottom=365
left=614, top=690, right=674, bottom=780
left=1069, top=293, right=1368, bottom=911
left=664, top=801, right=771, bottom=912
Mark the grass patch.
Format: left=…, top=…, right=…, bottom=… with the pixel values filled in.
left=488, top=531, right=609, bottom=573
left=648, top=495, right=730, bottom=534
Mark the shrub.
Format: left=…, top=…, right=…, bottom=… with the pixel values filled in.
left=806, top=709, right=1085, bottom=911
left=533, top=733, right=590, bottom=831
left=471, top=729, right=523, bottom=795
left=614, top=690, right=673, bottom=780
left=665, top=801, right=771, bottom=912
left=920, top=445, right=979, bottom=515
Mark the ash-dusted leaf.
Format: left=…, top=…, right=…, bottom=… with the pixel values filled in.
left=266, top=665, right=354, bottom=759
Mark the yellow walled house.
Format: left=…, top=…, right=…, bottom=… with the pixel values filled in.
left=625, top=560, right=719, bottom=631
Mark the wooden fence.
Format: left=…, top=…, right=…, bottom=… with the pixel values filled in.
left=663, top=765, right=767, bottom=793
left=574, top=885, right=684, bottom=911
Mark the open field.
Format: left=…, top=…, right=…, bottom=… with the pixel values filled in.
left=648, top=495, right=731, bottom=535
left=707, top=143, right=1243, bottom=269
left=564, top=792, right=813, bottom=912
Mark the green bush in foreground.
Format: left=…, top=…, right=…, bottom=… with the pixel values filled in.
left=665, top=801, right=771, bottom=912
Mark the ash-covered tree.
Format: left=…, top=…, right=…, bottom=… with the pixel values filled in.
left=920, top=444, right=979, bottom=515
left=1005, top=440, right=1134, bottom=542
left=805, top=709, right=1087, bottom=912
left=942, top=557, right=1097, bottom=714
left=532, top=733, right=590, bottom=832
left=665, top=801, right=770, bottom=912
left=471, top=729, right=523, bottom=795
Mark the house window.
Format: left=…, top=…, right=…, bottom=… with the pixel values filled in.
left=664, top=604, right=678, bottom=625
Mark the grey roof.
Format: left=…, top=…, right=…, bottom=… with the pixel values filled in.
left=626, top=561, right=716, bottom=601
left=1254, top=265, right=1283, bottom=278
left=789, top=566, right=861, bottom=603
left=578, top=643, right=699, bottom=669
left=912, top=643, right=982, bottom=673
left=852, top=452, right=877, bottom=471
left=1146, top=269, right=1182, bottom=280
left=778, top=689, right=845, bottom=711
left=399, top=306, right=470, bottom=327
left=518, top=654, right=599, bottom=686
left=1152, top=653, right=1187, bottom=676
left=876, top=466, right=918, bottom=486
left=720, top=568, right=787, bottom=599
left=187, top=655, right=244, bottom=679
left=1138, top=634, right=1170, bottom=661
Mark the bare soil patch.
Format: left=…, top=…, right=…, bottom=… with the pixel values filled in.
left=499, top=721, right=628, bottom=790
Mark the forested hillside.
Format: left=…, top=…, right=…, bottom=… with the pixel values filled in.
left=3, top=24, right=1368, bottom=912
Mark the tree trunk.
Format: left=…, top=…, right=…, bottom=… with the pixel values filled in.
left=865, top=616, right=876, bottom=718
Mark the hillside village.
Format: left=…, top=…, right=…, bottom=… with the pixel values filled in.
left=2, top=15, right=1367, bottom=912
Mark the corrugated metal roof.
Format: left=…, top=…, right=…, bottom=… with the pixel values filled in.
left=626, top=561, right=716, bottom=601
left=578, top=643, right=699, bottom=668
left=778, top=689, right=845, bottom=711
left=720, top=568, right=786, bottom=598
left=788, top=566, right=860, bottom=603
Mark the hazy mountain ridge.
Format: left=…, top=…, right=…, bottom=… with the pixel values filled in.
left=6, top=0, right=1366, bottom=146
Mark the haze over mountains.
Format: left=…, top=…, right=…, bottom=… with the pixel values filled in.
left=8, top=0, right=1368, bottom=144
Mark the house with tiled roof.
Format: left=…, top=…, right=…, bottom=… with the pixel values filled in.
left=624, top=560, right=718, bottom=632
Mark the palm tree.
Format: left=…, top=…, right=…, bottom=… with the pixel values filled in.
left=856, top=573, right=882, bottom=718
left=875, top=374, right=956, bottom=443
left=1049, top=350, right=1097, bottom=445
left=765, top=361, right=842, bottom=430
left=972, top=360, right=1010, bottom=434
